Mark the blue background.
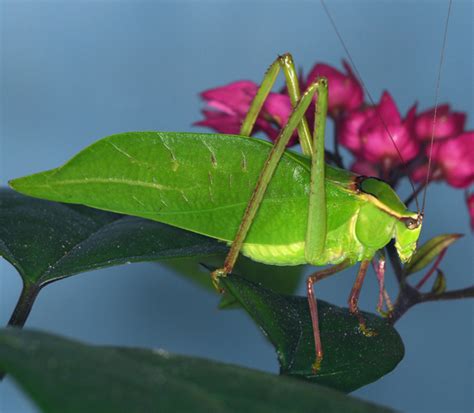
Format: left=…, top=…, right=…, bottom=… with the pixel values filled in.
left=1, top=1, right=472, bottom=412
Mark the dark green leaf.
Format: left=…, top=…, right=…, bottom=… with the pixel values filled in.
left=0, top=188, right=227, bottom=325
left=403, top=233, right=462, bottom=275
left=0, top=188, right=227, bottom=285
left=0, top=328, right=394, bottom=413
left=222, top=274, right=404, bottom=393
left=162, top=256, right=303, bottom=309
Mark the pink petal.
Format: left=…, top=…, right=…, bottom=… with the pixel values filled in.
left=350, top=159, right=379, bottom=177
left=415, top=104, right=467, bottom=141
left=263, top=93, right=292, bottom=127
left=338, top=108, right=375, bottom=154
left=467, top=193, right=474, bottom=231
left=432, top=131, right=474, bottom=188
left=200, top=81, right=258, bottom=115
left=194, top=110, right=242, bottom=135
left=306, top=61, right=363, bottom=116
left=377, top=91, right=401, bottom=124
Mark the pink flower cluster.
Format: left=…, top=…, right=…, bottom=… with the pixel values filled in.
left=196, top=60, right=473, bottom=227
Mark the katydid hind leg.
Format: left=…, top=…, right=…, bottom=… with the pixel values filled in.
left=210, top=78, right=323, bottom=287
left=240, top=53, right=313, bottom=156
left=306, top=261, right=350, bottom=373
left=304, top=78, right=329, bottom=264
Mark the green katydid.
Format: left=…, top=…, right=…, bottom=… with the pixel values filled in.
left=8, top=2, right=450, bottom=373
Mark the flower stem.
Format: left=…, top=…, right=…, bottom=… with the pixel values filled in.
left=386, top=241, right=473, bottom=324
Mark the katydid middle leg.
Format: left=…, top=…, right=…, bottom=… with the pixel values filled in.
left=306, top=261, right=350, bottom=372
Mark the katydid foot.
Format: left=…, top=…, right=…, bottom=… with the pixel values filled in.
left=311, top=355, right=323, bottom=374
left=210, top=268, right=227, bottom=294
left=352, top=310, right=378, bottom=337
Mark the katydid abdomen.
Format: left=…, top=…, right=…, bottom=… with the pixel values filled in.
left=9, top=131, right=418, bottom=267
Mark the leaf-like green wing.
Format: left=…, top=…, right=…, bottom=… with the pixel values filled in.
left=9, top=131, right=354, bottom=248
left=9, top=132, right=311, bottom=246
left=403, top=233, right=462, bottom=275
left=0, top=328, right=395, bottom=413
left=222, top=275, right=404, bottom=393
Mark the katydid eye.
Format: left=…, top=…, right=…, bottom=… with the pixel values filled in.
left=405, top=218, right=418, bottom=230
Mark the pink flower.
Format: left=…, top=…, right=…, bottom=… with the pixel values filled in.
left=339, top=91, right=419, bottom=165
left=196, top=81, right=295, bottom=143
left=195, top=81, right=258, bottom=135
left=426, top=131, right=474, bottom=188
left=414, top=104, right=466, bottom=141
left=350, top=159, right=379, bottom=177
left=306, top=60, right=363, bottom=117
left=338, top=107, right=375, bottom=155
left=467, top=193, right=474, bottom=231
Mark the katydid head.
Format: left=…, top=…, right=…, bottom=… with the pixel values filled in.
left=394, top=214, right=423, bottom=263
left=358, top=177, right=423, bottom=263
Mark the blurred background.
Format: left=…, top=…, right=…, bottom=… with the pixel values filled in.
left=1, top=0, right=472, bottom=412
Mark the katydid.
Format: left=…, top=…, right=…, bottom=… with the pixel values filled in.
left=8, top=66, right=423, bottom=372
left=8, top=2, right=451, bottom=374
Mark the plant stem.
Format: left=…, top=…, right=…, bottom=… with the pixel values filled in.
left=385, top=241, right=473, bottom=324
left=421, top=285, right=474, bottom=302
left=390, top=285, right=474, bottom=324
left=8, top=283, right=40, bottom=328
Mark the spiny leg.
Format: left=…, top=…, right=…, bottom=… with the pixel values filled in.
left=211, top=78, right=324, bottom=288
left=348, top=260, right=377, bottom=336
left=306, top=261, right=350, bottom=373
left=239, top=53, right=313, bottom=156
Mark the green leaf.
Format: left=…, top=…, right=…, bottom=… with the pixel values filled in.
left=0, top=188, right=227, bottom=325
left=431, top=269, right=447, bottom=294
left=403, top=233, right=462, bottom=275
left=222, top=274, right=404, bottom=393
left=163, top=256, right=303, bottom=309
left=0, top=328, right=395, bottom=413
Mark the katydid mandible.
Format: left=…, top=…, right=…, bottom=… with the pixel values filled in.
left=9, top=53, right=424, bottom=372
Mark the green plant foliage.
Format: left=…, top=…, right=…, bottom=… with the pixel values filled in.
left=0, top=188, right=228, bottom=285
left=403, top=233, right=462, bottom=275
left=0, top=188, right=227, bottom=325
left=164, top=256, right=303, bottom=309
left=0, top=329, right=395, bottom=413
left=222, top=275, right=404, bottom=393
